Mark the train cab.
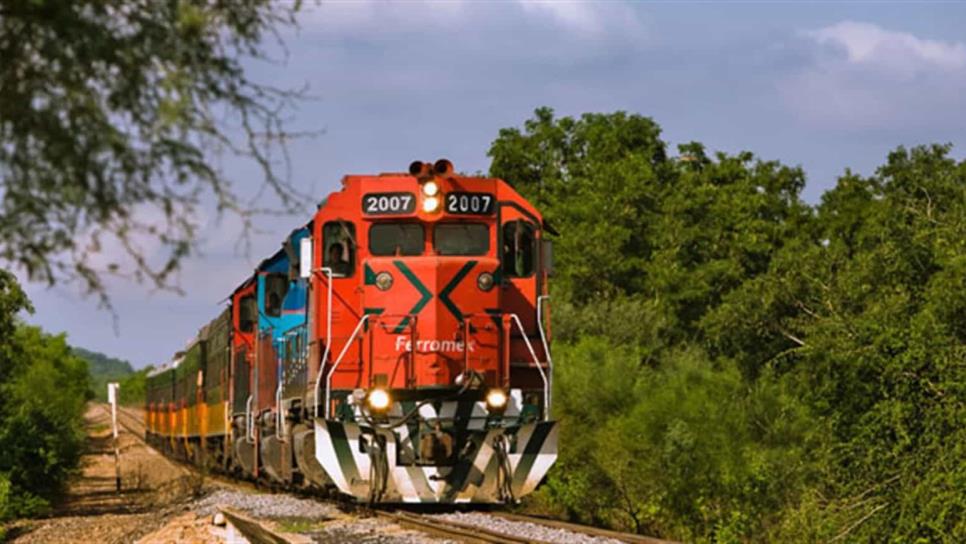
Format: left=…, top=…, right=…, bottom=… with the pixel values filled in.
left=302, top=160, right=557, bottom=503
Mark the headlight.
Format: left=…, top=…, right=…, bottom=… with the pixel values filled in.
left=367, top=388, right=391, bottom=411
left=423, top=196, right=440, bottom=213
left=485, top=389, right=507, bottom=411
left=477, top=272, right=495, bottom=291
left=422, top=181, right=439, bottom=197
left=375, top=271, right=393, bottom=291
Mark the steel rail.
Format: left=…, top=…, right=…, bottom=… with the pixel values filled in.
left=378, top=511, right=550, bottom=544
left=221, top=508, right=299, bottom=544
left=492, top=512, right=678, bottom=544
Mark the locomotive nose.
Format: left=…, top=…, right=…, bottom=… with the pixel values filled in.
left=364, top=256, right=501, bottom=389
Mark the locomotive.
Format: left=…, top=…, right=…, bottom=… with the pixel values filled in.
left=145, top=160, right=557, bottom=503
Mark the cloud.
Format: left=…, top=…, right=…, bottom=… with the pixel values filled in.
left=516, top=0, right=643, bottom=39
left=780, top=21, right=966, bottom=130
left=297, top=1, right=646, bottom=45
left=806, top=21, right=966, bottom=74
left=297, top=0, right=467, bottom=33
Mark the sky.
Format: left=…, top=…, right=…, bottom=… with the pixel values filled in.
left=15, top=1, right=966, bottom=368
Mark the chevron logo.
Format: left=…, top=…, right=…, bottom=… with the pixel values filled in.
left=439, top=261, right=477, bottom=322
left=393, top=261, right=433, bottom=333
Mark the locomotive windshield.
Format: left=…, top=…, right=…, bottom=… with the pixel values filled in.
left=434, top=223, right=489, bottom=256
left=238, top=294, right=256, bottom=332
left=264, top=273, right=289, bottom=317
left=502, top=220, right=536, bottom=277
left=324, top=221, right=356, bottom=276
left=369, top=223, right=424, bottom=256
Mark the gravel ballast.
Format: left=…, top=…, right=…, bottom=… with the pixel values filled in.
left=433, top=511, right=626, bottom=544
left=192, top=488, right=340, bottom=519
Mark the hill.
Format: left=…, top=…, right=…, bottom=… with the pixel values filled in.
left=73, top=347, right=134, bottom=402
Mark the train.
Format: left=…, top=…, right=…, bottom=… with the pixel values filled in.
left=145, top=160, right=557, bottom=504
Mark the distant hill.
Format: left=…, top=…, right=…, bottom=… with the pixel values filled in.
left=73, top=347, right=134, bottom=401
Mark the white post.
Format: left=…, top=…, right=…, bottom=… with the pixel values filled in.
left=107, top=382, right=121, bottom=492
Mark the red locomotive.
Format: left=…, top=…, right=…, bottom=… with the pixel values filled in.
left=146, top=160, right=557, bottom=503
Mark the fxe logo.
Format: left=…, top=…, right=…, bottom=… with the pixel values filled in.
left=394, top=336, right=477, bottom=353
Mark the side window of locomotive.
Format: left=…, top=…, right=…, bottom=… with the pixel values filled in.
left=323, top=221, right=356, bottom=277
left=369, top=223, right=424, bottom=256
left=264, top=273, right=289, bottom=317
left=239, top=294, right=256, bottom=332
left=435, top=223, right=489, bottom=256
left=502, top=220, right=536, bottom=278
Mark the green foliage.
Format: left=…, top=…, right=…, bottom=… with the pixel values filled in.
left=74, top=347, right=134, bottom=380
left=74, top=346, right=137, bottom=402
left=0, top=0, right=306, bottom=301
left=492, top=110, right=966, bottom=542
left=539, top=327, right=813, bottom=541
left=489, top=108, right=810, bottom=340
left=117, top=367, right=152, bottom=406
left=74, top=346, right=150, bottom=405
left=0, top=473, right=10, bottom=523
left=0, top=271, right=89, bottom=522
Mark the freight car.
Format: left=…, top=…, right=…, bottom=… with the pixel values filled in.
left=146, top=160, right=557, bottom=503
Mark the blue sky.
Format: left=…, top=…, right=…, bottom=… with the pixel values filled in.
left=16, top=1, right=966, bottom=368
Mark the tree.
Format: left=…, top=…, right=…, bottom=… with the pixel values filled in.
left=491, top=109, right=815, bottom=541
left=488, top=108, right=811, bottom=342
left=0, top=269, right=31, bottom=384
left=0, top=0, right=308, bottom=302
left=491, top=110, right=965, bottom=542
left=0, top=271, right=90, bottom=521
left=698, top=145, right=966, bottom=541
left=776, top=146, right=966, bottom=541
left=489, top=107, right=669, bottom=302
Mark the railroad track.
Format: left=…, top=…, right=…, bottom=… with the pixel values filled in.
left=106, top=404, right=671, bottom=544
left=374, top=510, right=674, bottom=544
left=114, top=405, right=147, bottom=436
left=491, top=512, right=674, bottom=544
left=220, top=508, right=304, bottom=544
left=377, top=510, right=547, bottom=544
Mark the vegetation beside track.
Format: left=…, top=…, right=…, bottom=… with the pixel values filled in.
left=0, top=272, right=91, bottom=533
left=75, top=348, right=151, bottom=406
left=491, top=109, right=966, bottom=542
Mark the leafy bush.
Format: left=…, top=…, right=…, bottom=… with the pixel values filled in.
left=0, top=271, right=90, bottom=521
left=117, top=367, right=152, bottom=406
left=493, top=111, right=966, bottom=542
left=539, top=335, right=812, bottom=541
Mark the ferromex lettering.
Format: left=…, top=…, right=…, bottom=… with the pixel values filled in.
left=394, top=335, right=477, bottom=353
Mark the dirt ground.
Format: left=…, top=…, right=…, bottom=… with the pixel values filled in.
left=6, top=405, right=223, bottom=544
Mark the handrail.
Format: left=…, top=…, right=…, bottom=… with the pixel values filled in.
left=275, top=330, right=297, bottom=440
left=509, top=314, right=550, bottom=421
left=312, top=267, right=333, bottom=418
left=319, top=314, right=370, bottom=419
left=245, top=395, right=254, bottom=441
left=275, top=387, right=283, bottom=439
left=536, top=295, right=554, bottom=419
left=274, top=338, right=283, bottom=440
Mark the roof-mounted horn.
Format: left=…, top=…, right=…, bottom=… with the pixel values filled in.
left=409, top=160, right=432, bottom=178
left=433, top=159, right=454, bottom=176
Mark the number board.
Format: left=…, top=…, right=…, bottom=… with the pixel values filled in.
left=362, top=192, right=416, bottom=215
left=445, top=192, right=495, bottom=215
